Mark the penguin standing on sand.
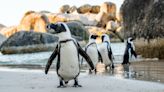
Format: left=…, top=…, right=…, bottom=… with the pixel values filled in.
left=98, top=34, right=114, bottom=70
left=122, top=37, right=137, bottom=64
left=45, top=22, right=94, bottom=88
left=82, top=34, right=102, bottom=72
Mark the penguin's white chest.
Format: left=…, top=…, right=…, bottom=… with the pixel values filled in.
left=86, top=46, right=99, bottom=66
left=98, top=43, right=111, bottom=65
left=58, top=42, right=79, bottom=81
left=128, top=48, right=135, bottom=60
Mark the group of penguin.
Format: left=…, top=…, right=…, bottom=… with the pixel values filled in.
left=81, top=33, right=114, bottom=73
left=45, top=22, right=137, bottom=88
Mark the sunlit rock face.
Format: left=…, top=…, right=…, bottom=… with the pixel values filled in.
left=116, top=11, right=123, bottom=22
left=0, top=31, right=58, bottom=54
left=0, top=13, right=67, bottom=39
left=100, top=2, right=116, bottom=19
left=18, top=11, right=49, bottom=33
left=69, top=6, right=78, bottom=14
left=121, top=0, right=164, bottom=39
left=106, top=20, right=118, bottom=31
left=90, top=5, right=100, bottom=14
left=43, top=13, right=67, bottom=24
left=0, top=26, right=18, bottom=37
left=96, top=2, right=117, bottom=28
left=59, top=4, right=70, bottom=13
left=77, top=4, right=92, bottom=14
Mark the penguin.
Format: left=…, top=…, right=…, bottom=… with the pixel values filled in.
left=81, top=34, right=102, bottom=73
left=98, top=34, right=114, bottom=70
left=45, top=22, right=94, bottom=88
left=122, top=37, right=137, bottom=65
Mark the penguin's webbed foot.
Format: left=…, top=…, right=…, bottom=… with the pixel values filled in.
left=57, top=80, right=66, bottom=88
left=57, top=85, right=66, bottom=88
left=72, top=84, right=82, bottom=87
left=73, top=78, right=82, bottom=87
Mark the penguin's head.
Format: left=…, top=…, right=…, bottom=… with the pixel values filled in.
left=89, top=34, right=98, bottom=43
left=46, top=22, right=68, bottom=34
left=127, top=37, right=134, bottom=44
left=46, top=22, right=72, bottom=40
left=101, top=34, right=110, bottom=43
left=127, top=37, right=135, bottom=50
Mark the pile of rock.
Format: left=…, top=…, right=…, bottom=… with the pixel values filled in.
left=59, top=4, right=100, bottom=14
left=0, top=1, right=124, bottom=54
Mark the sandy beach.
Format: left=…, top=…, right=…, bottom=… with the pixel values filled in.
left=0, top=68, right=163, bottom=92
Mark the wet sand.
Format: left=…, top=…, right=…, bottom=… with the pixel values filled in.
left=0, top=68, right=164, bottom=92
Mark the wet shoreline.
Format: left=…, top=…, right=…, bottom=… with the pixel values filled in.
left=0, top=60, right=164, bottom=84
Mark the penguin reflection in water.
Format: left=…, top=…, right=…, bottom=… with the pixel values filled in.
left=98, top=34, right=115, bottom=70
left=122, top=37, right=137, bottom=65
left=45, top=22, right=94, bottom=88
left=81, top=34, right=102, bottom=73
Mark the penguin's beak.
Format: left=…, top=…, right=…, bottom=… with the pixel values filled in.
left=46, top=24, right=51, bottom=30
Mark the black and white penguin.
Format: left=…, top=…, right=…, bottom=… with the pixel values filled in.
left=45, top=22, right=94, bottom=88
left=81, top=34, right=102, bottom=73
left=98, top=34, right=114, bottom=70
left=122, top=37, right=137, bottom=65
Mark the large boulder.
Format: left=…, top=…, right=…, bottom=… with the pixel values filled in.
left=59, top=13, right=97, bottom=26
left=59, top=5, right=70, bottom=13
left=69, top=6, right=78, bottom=13
left=0, top=34, right=6, bottom=46
left=121, top=0, right=164, bottom=39
left=96, top=2, right=117, bottom=28
left=0, top=31, right=58, bottom=54
left=116, top=11, right=123, bottom=22
left=45, top=13, right=67, bottom=23
left=66, top=21, right=89, bottom=41
left=86, top=26, right=106, bottom=34
left=100, top=2, right=116, bottom=19
left=106, top=20, right=118, bottom=31
left=90, top=5, right=100, bottom=14
left=77, top=4, right=92, bottom=14
left=17, top=11, right=49, bottom=33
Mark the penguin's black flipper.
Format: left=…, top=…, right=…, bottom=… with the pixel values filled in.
left=76, top=42, right=94, bottom=70
left=45, top=45, right=59, bottom=74
left=131, top=48, right=137, bottom=58
left=97, top=50, right=103, bottom=63
left=107, top=44, right=115, bottom=68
